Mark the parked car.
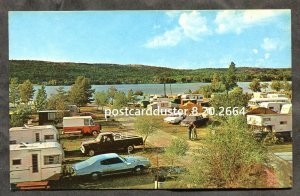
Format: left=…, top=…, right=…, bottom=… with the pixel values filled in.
left=63, top=116, right=101, bottom=136
left=81, top=132, right=144, bottom=156
left=71, top=153, right=151, bottom=180
left=180, top=115, right=208, bottom=127
left=163, top=113, right=185, bottom=124
left=79, top=112, right=97, bottom=119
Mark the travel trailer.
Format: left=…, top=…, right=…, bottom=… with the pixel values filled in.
left=147, top=101, right=172, bottom=114
left=10, top=142, right=64, bottom=184
left=63, top=116, right=101, bottom=136
left=10, top=125, right=59, bottom=144
left=248, top=97, right=291, bottom=108
left=247, top=113, right=292, bottom=138
left=180, top=94, right=204, bottom=105
left=259, top=102, right=287, bottom=113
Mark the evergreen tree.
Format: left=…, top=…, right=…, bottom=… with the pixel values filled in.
left=19, top=80, right=35, bottom=104
left=9, top=77, right=20, bottom=107
left=34, top=85, right=47, bottom=111
left=68, top=76, right=95, bottom=106
left=224, top=62, right=238, bottom=91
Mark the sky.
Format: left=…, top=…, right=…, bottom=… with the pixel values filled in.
left=9, top=10, right=291, bottom=69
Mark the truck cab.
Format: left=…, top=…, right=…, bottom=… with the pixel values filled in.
left=81, top=132, right=144, bottom=156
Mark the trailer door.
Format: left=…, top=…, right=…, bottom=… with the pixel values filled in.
left=31, top=152, right=42, bottom=181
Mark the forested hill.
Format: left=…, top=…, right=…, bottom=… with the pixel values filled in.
left=9, top=60, right=291, bottom=85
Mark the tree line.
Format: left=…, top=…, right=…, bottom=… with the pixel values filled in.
left=9, top=60, right=291, bottom=85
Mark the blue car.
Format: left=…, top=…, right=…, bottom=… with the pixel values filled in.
left=71, top=153, right=151, bottom=180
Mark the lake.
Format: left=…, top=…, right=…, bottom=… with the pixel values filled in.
left=33, top=82, right=270, bottom=98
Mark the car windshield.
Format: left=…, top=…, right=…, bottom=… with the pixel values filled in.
left=119, top=156, right=127, bottom=162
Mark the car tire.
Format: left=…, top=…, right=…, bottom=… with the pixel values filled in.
left=133, top=166, right=144, bottom=175
left=127, top=145, right=134, bottom=153
left=91, top=130, right=98, bottom=136
left=91, top=172, right=101, bottom=180
left=88, top=149, right=95, bottom=156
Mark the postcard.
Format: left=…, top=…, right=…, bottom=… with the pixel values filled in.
left=8, top=10, right=292, bottom=190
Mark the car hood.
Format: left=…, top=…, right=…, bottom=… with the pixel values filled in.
left=164, top=117, right=176, bottom=121
left=125, top=156, right=149, bottom=163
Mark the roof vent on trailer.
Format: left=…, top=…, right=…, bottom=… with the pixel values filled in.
left=24, top=124, right=34, bottom=128
left=19, top=142, right=28, bottom=148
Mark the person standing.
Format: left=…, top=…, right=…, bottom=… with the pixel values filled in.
left=192, top=121, right=197, bottom=140
left=188, top=122, right=193, bottom=140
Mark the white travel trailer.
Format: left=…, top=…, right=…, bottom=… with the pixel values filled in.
left=147, top=101, right=172, bottom=114
left=10, top=125, right=59, bottom=145
left=181, top=94, right=204, bottom=105
left=248, top=97, right=291, bottom=107
left=247, top=113, right=292, bottom=138
left=10, top=142, right=64, bottom=184
left=259, top=102, right=287, bottom=113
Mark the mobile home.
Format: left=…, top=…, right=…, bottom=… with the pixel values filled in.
left=10, top=142, right=64, bottom=184
left=180, top=94, right=204, bottom=105
left=248, top=97, right=291, bottom=108
left=10, top=125, right=59, bottom=144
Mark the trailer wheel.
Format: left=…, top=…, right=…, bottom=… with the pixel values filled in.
left=91, top=130, right=98, bottom=137
left=127, top=145, right=134, bottom=153
left=88, top=149, right=95, bottom=156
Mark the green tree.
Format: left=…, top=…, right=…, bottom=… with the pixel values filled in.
left=183, top=116, right=267, bottom=188
left=261, top=83, right=269, bottom=92
left=94, top=91, right=108, bottom=111
left=282, top=79, right=291, bottom=92
left=113, top=92, right=128, bottom=109
left=249, top=78, right=261, bottom=92
left=165, top=137, right=189, bottom=167
left=270, top=80, right=282, bottom=92
left=47, top=87, right=69, bottom=121
left=107, top=86, right=118, bottom=104
left=9, top=77, right=20, bottom=107
left=224, top=62, right=238, bottom=91
left=34, top=85, right=47, bottom=111
left=127, top=89, right=134, bottom=102
left=134, top=90, right=144, bottom=96
left=19, top=80, right=35, bottom=104
left=10, top=105, right=32, bottom=127
left=68, top=76, right=95, bottom=106
left=134, top=116, right=161, bottom=148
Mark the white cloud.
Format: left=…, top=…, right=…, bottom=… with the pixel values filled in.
left=145, top=11, right=210, bottom=48
left=178, top=11, right=210, bottom=40
left=145, top=28, right=182, bottom=48
left=215, top=10, right=289, bottom=34
left=261, top=37, right=278, bottom=51
left=252, top=49, right=258, bottom=54
left=264, top=53, right=270, bottom=59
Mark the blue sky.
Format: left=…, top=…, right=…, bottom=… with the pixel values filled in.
left=9, top=10, right=291, bottom=69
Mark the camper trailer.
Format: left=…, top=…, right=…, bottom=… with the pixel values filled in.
left=10, top=125, right=59, bottom=144
left=38, top=110, right=70, bottom=127
left=247, top=113, right=292, bottom=138
left=259, top=102, right=287, bottom=113
left=147, top=101, right=172, bottom=114
left=10, top=142, right=64, bottom=184
left=248, top=97, right=291, bottom=108
left=180, top=94, right=204, bottom=105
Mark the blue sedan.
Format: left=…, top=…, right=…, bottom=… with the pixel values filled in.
left=71, top=153, right=151, bottom=180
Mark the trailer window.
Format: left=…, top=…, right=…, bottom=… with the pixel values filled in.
left=35, top=133, right=40, bottom=142
left=48, top=113, right=56, bottom=120
left=32, top=154, right=38, bottom=173
left=44, top=135, right=54, bottom=140
left=84, top=119, right=89, bottom=126
left=44, top=155, right=60, bottom=165
left=10, top=140, right=17, bottom=144
left=280, top=121, right=287, bottom=125
left=12, top=159, right=21, bottom=165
